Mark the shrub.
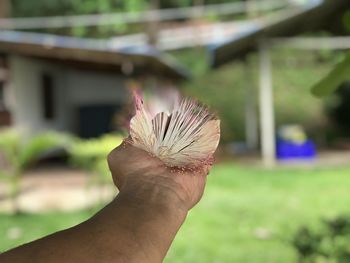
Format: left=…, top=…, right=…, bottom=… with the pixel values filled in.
left=69, top=134, right=123, bottom=171
left=68, top=134, right=124, bottom=188
left=0, top=129, right=72, bottom=214
left=291, top=215, right=350, bottom=263
left=18, top=132, right=72, bottom=168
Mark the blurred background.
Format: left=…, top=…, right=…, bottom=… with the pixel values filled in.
left=1, top=0, right=350, bottom=262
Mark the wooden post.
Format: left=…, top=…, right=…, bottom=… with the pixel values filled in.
left=244, top=60, right=258, bottom=150
left=258, top=40, right=276, bottom=167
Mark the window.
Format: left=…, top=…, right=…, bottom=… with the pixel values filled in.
left=41, top=73, right=55, bottom=120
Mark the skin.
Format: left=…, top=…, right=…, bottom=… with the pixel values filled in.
left=0, top=141, right=211, bottom=263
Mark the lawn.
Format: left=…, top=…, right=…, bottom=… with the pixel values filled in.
left=1, top=164, right=350, bottom=262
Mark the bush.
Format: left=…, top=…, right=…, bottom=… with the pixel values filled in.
left=69, top=134, right=123, bottom=170
left=0, top=129, right=21, bottom=169
left=68, top=134, right=124, bottom=186
left=291, top=215, right=350, bottom=263
left=18, top=132, right=72, bottom=168
left=0, top=129, right=73, bottom=214
left=0, top=129, right=72, bottom=169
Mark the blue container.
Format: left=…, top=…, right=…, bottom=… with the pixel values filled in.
left=276, top=139, right=316, bottom=161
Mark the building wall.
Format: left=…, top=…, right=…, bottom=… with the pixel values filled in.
left=8, top=55, right=127, bottom=136
left=8, top=56, right=64, bottom=136
left=64, top=69, right=127, bottom=133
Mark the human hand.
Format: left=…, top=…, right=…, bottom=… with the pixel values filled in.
left=107, top=140, right=211, bottom=212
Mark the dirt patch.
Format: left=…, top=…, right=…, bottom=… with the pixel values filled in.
left=0, top=165, right=116, bottom=214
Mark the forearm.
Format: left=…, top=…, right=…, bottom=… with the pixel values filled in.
left=101, top=189, right=187, bottom=262
left=0, top=182, right=187, bottom=263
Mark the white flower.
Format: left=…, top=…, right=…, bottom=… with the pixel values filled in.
left=129, top=91, right=220, bottom=168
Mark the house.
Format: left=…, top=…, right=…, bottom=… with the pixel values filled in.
left=0, top=30, right=189, bottom=138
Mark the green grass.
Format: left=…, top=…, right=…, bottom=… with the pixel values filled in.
left=0, top=209, right=97, bottom=253
left=1, top=164, right=350, bottom=262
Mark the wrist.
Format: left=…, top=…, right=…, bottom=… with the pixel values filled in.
left=104, top=175, right=188, bottom=263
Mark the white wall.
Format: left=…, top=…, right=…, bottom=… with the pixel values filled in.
left=9, top=56, right=65, bottom=135
left=66, top=70, right=126, bottom=105
left=64, top=69, right=127, bottom=132
left=8, top=55, right=127, bottom=136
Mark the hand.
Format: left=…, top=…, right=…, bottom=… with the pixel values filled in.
left=107, top=140, right=211, bottom=212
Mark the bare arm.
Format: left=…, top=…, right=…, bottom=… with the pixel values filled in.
left=0, top=142, right=209, bottom=263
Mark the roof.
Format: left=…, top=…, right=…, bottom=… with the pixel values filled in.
left=0, top=30, right=190, bottom=80
left=211, top=0, right=350, bottom=68
left=109, top=21, right=270, bottom=51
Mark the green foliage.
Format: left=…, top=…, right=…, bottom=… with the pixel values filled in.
left=0, top=129, right=72, bottom=171
left=183, top=61, right=247, bottom=142
left=11, top=0, right=242, bottom=18
left=0, top=129, right=21, bottom=168
left=312, top=53, right=350, bottom=97
left=170, top=48, right=209, bottom=76
left=124, top=0, right=148, bottom=12
left=11, top=0, right=148, bottom=37
left=18, top=132, right=72, bottom=169
left=69, top=134, right=123, bottom=186
left=69, top=134, right=123, bottom=171
left=292, top=227, right=322, bottom=260
left=342, top=11, right=350, bottom=33
left=10, top=0, right=243, bottom=37
left=179, top=48, right=327, bottom=142
left=0, top=130, right=123, bottom=212
left=292, top=215, right=350, bottom=262
left=0, top=129, right=73, bottom=214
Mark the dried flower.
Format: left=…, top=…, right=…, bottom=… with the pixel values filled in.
left=129, top=91, right=220, bottom=168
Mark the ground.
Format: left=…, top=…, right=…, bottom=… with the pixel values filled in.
left=0, top=166, right=114, bottom=213
left=1, top=162, right=350, bottom=262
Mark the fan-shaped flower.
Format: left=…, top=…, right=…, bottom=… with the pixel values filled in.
left=129, top=90, right=220, bottom=168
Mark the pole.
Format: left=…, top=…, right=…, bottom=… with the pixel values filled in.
left=258, top=40, right=276, bottom=167
left=244, top=60, right=258, bottom=150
